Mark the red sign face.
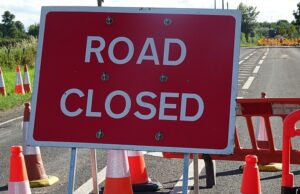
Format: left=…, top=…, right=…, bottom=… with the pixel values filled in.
left=29, top=7, right=241, bottom=154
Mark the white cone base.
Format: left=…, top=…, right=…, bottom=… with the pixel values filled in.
left=8, top=181, right=31, bottom=194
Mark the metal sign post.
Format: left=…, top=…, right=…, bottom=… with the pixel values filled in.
left=68, top=148, right=77, bottom=194
left=193, top=154, right=200, bottom=194
left=90, top=149, right=99, bottom=194
left=182, top=153, right=190, bottom=194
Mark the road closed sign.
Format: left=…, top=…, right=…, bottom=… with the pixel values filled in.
left=28, top=7, right=241, bottom=154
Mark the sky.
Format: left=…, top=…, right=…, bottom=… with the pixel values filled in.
left=0, top=0, right=299, bottom=29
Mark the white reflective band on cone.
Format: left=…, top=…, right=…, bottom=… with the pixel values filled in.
left=24, top=146, right=41, bottom=155
left=22, top=121, right=41, bottom=155
left=127, top=151, right=143, bottom=157
left=22, top=122, right=29, bottom=143
left=106, top=150, right=130, bottom=178
left=24, top=72, right=30, bottom=84
left=16, top=72, right=23, bottom=85
left=8, top=181, right=31, bottom=194
left=0, top=74, right=5, bottom=87
left=256, top=117, right=268, bottom=141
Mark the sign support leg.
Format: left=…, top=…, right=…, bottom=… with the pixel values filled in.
left=203, top=154, right=216, bottom=188
left=90, top=149, right=99, bottom=194
left=182, top=153, right=189, bottom=194
left=68, top=147, right=77, bottom=194
left=193, top=154, right=199, bottom=194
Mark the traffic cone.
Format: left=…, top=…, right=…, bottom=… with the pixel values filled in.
left=128, top=150, right=162, bottom=191
left=103, top=150, right=133, bottom=194
left=256, top=93, right=268, bottom=149
left=23, top=65, right=31, bottom=93
left=8, top=145, right=31, bottom=194
left=15, top=65, right=25, bottom=94
left=22, top=103, right=59, bottom=187
left=0, top=67, right=7, bottom=96
left=255, top=92, right=281, bottom=171
left=240, top=155, right=261, bottom=194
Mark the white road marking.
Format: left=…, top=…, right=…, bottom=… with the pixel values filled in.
left=239, top=70, right=251, bottom=73
left=74, top=167, right=107, bottom=194
left=239, top=73, right=250, bottom=76
left=240, top=67, right=254, bottom=70
left=253, top=66, right=260, bottom=74
left=248, top=52, right=256, bottom=57
left=170, top=160, right=205, bottom=194
left=146, top=152, right=163, bottom=157
left=258, top=60, right=264, bottom=65
left=262, top=55, right=266, bottom=59
left=241, top=65, right=255, bottom=67
left=239, top=60, right=244, bottom=64
left=0, top=116, right=23, bottom=127
left=242, top=76, right=255, bottom=89
left=74, top=152, right=165, bottom=194
left=244, top=55, right=250, bottom=60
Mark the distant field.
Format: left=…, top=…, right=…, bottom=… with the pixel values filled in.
left=0, top=67, right=34, bottom=111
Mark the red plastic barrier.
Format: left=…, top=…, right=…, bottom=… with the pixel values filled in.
left=281, top=110, right=300, bottom=193
left=163, top=98, right=300, bottom=165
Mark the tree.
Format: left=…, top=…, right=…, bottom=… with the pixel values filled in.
left=15, top=21, right=25, bottom=32
left=288, top=25, right=296, bottom=37
left=7, top=24, right=18, bottom=38
left=0, top=11, right=26, bottom=38
left=2, top=11, right=15, bottom=25
left=276, top=20, right=289, bottom=36
left=0, top=24, right=4, bottom=37
left=238, top=3, right=260, bottom=42
left=28, top=23, right=39, bottom=37
left=293, top=3, right=300, bottom=26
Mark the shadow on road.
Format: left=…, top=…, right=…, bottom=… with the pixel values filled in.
left=260, top=170, right=300, bottom=181
left=0, top=185, right=8, bottom=191
left=198, top=169, right=242, bottom=179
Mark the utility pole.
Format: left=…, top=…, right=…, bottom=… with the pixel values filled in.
left=97, top=0, right=103, bottom=7
left=214, top=0, right=216, bottom=9
left=227, top=2, right=229, bottom=9
left=222, top=0, right=224, bottom=9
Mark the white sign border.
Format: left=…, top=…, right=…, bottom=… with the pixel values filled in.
left=28, top=6, right=241, bottom=155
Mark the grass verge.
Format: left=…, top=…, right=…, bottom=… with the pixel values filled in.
left=0, top=67, right=34, bottom=111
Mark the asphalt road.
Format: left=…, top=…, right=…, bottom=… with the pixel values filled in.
left=1, top=46, right=300, bottom=194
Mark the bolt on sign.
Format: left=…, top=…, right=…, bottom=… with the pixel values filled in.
left=28, top=7, right=241, bottom=154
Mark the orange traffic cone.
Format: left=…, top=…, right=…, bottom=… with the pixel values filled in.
left=240, top=155, right=261, bottom=194
left=15, top=65, right=25, bottom=94
left=8, top=145, right=31, bottom=194
left=256, top=116, right=269, bottom=149
left=256, top=92, right=268, bottom=149
left=0, top=67, right=7, bottom=96
left=23, top=65, right=31, bottom=93
left=22, top=103, right=59, bottom=187
left=103, top=150, right=133, bottom=194
left=128, top=151, right=162, bottom=191
left=255, top=92, right=281, bottom=171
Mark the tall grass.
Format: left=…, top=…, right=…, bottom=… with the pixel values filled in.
left=0, top=37, right=37, bottom=69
